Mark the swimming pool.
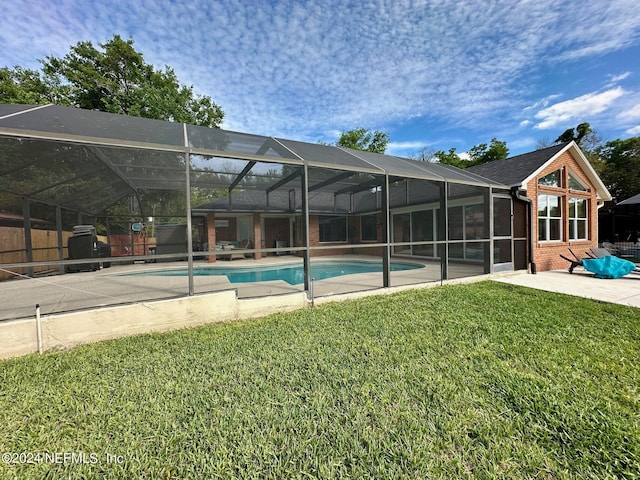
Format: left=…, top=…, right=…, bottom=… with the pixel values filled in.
left=125, top=260, right=424, bottom=285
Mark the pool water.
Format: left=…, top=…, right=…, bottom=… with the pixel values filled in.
left=126, top=261, right=424, bottom=285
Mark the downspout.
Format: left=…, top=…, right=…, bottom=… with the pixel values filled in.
left=510, top=186, right=537, bottom=274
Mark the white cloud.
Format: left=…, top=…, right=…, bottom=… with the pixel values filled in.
left=609, top=72, right=631, bottom=83
left=508, top=137, right=538, bottom=151
left=617, top=103, right=640, bottom=122
left=1, top=0, right=639, bottom=141
left=534, top=87, right=627, bottom=129
left=604, top=71, right=632, bottom=88
left=626, top=125, right=640, bottom=135
left=386, top=141, right=428, bottom=156
left=522, top=94, right=563, bottom=113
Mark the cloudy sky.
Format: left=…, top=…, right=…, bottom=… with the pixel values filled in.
left=2, top=0, right=640, bottom=156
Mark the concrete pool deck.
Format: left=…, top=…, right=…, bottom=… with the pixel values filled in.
left=0, top=255, right=486, bottom=322
left=4, top=255, right=639, bottom=324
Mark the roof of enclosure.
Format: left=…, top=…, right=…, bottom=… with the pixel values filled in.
left=0, top=104, right=506, bottom=216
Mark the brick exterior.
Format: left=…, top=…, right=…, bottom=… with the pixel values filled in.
left=525, top=150, right=599, bottom=272
left=206, top=213, right=216, bottom=263
left=252, top=214, right=262, bottom=260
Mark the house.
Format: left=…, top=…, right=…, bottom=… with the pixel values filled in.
left=0, top=103, right=613, bottom=281
left=468, top=141, right=611, bottom=272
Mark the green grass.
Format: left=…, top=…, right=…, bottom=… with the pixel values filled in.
left=0, top=281, right=639, bottom=479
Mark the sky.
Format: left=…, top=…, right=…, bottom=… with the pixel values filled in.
left=2, top=0, right=640, bottom=157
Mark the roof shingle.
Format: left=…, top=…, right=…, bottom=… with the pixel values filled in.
left=467, top=143, right=569, bottom=187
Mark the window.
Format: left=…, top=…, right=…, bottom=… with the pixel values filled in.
left=411, top=210, right=434, bottom=257
left=538, top=169, right=562, bottom=187
left=538, top=194, right=562, bottom=241
left=319, top=215, right=347, bottom=242
left=360, top=215, right=377, bottom=242
left=568, top=171, right=588, bottom=191
left=569, top=197, right=588, bottom=240
left=392, top=209, right=438, bottom=257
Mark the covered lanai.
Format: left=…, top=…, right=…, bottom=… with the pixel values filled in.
left=0, top=103, right=513, bottom=320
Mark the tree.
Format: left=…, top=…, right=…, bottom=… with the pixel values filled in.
left=467, top=138, right=509, bottom=165
left=552, top=122, right=604, bottom=167
left=554, top=122, right=594, bottom=145
left=598, top=136, right=640, bottom=201
left=433, top=147, right=466, bottom=168
left=536, top=137, right=553, bottom=150
left=0, top=66, right=53, bottom=104
left=1, top=35, right=223, bottom=128
left=433, top=138, right=509, bottom=169
left=408, top=146, right=437, bottom=162
left=335, top=128, right=389, bottom=153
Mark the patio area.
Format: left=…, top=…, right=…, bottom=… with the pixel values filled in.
left=495, top=268, right=640, bottom=307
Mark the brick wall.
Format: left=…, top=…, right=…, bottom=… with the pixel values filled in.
left=526, top=150, right=599, bottom=272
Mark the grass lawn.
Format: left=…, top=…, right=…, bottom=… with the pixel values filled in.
left=0, top=281, right=639, bottom=479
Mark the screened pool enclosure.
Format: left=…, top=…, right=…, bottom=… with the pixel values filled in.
left=0, top=104, right=513, bottom=319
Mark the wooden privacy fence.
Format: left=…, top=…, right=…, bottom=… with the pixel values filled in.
left=0, top=227, right=108, bottom=281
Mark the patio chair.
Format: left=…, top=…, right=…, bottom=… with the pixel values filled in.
left=560, top=249, right=585, bottom=274
left=601, top=242, right=619, bottom=256
left=560, top=248, right=638, bottom=278
left=590, top=247, right=612, bottom=258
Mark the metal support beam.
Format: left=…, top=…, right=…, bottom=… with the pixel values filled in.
left=56, top=206, right=64, bottom=275
left=22, top=197, right=33, bottom=277
left=335, top=175, right=404, bottom=196
left=308, top=171, right=358, bottom=192
left=183, top=124, right=194, bottom=296
left=301, top=163, right=311, bottom=295
left=381, top=174, right=391, bottom=288
left=266, top=169, right=302, bottom=193
left=229, top=161, right=257, bottom=191
left=439, top=182, right=449, bottom=281
left=88, top=146, right=144, bottom=216
left=485, top=187, right=493, bottom=274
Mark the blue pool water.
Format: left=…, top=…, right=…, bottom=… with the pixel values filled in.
left=126, top=261, right=423, bottom=285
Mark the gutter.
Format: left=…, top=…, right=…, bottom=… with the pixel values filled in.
left=510, top=186, right=537, bottom=274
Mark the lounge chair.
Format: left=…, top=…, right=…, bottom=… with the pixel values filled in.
left=559, top=248, right=593, bottom=274
left=220, top=239, right=253, bottom=261
left=560, top=248, right=638, bottom=278
left=590, top=247, right=613, bottom=258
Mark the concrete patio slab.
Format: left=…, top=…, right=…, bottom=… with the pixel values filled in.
left=494, top=269, right=640, bottom=307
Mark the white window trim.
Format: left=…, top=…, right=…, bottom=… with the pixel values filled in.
left=568, top=197, right=588, bottom=241
left=538, top=168, right=563, bottom=188
left=568, top=169, right=589, bottom=192
left=538, top=194, right=563, bottom=242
